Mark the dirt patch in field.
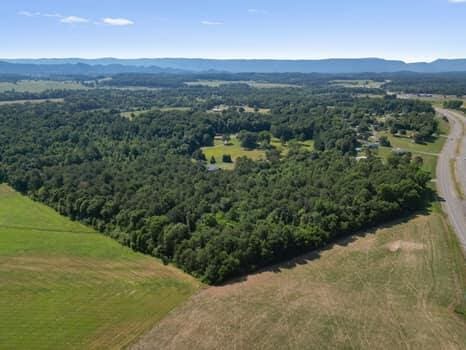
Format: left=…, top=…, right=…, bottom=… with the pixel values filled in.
left=0, top=184, right=15, bottom=195
left=386, top=240, right=425, bottom=253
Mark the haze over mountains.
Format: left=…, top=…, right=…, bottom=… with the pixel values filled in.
left=3, top=58, right=466, bottom=75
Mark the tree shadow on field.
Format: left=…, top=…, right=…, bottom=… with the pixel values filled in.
left=221, top=187, right=438, bottom=287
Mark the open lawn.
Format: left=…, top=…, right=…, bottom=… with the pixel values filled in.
left=133, top=204, right=466, bottom=350
left=0, top=80, right=86, bottom=93
left=376, top=127, right=448, bottom=178
left=0, top=184, right=201, bottom=350
left=378, top=131, right=446, bottom=155
left=201, top=136, right=266, bottom=170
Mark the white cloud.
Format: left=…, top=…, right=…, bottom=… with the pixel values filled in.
left=18, top=11, right=41, bottom=17
left=43, top=13, right=62, bottom=18
left=201, top=20, right=223, bottom=25
left=60, top=16, right=89, bottom=24
left=449, top=0, right=466, bottom=3
left=18, top=11, right=62, bottom=18
left=102, top=17, right=134, bottom=26
left=18, top=11, right=134, bottom=27
left=247, top=9, right=268, bottom=14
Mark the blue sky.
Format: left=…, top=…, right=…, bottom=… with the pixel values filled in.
left=1, top=0, right=466, bottom=61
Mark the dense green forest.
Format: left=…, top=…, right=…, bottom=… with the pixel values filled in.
left=0, top=82, right=436, bottom=283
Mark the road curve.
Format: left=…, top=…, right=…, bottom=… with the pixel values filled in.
left=435, top=108, right=466, bottom=252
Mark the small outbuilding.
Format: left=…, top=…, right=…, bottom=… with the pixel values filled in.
left=206, top=164, right=219, bottom=172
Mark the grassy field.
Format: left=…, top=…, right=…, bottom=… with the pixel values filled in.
left=185, top=80, right=300, bottom=89
left=0, top=98, right=65, bottom=106
left=201, top=136, right=266, bottom=170
left=0, top=80, right=86, bottom=93
left=378, top=131, right=446, bottom=154
left=331, top=79, right=386, bottom=89
left=133, top=204, right=466, bottom=350
left=201, top=136, right=314, bottom=169
left=0, top=184, right=201, bottom=350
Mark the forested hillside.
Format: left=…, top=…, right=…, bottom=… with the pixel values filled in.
left=0, top=83, right=436, bottom=283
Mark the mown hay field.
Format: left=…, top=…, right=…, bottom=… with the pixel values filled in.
left=0, top=185, right=201, bottom=350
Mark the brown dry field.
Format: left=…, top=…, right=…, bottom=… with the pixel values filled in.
left=133, top=208, right=466, bottom=350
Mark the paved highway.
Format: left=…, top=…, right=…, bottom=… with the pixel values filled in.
left=435, top=108, right=466, bottom=252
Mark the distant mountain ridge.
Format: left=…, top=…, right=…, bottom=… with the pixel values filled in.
left=0, top=61, right=187, bottom=76
left=3, top=58, right=466, bottom=74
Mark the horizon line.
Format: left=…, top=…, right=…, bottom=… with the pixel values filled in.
left=2, top=56, right=466, bottom=64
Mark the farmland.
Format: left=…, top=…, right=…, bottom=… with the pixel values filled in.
left=134, top=205, right=466, bottom=350
left=4, top=0, right=466, bottom=345
left=0, top=98, right=64, bottom=106
left=0, top=185, right=201, bottom=350
left=330, top=79, right=386, bottom=89
left=0, top=80, right=86, bottom=93
left=185, top=80, right=301, bottom=89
